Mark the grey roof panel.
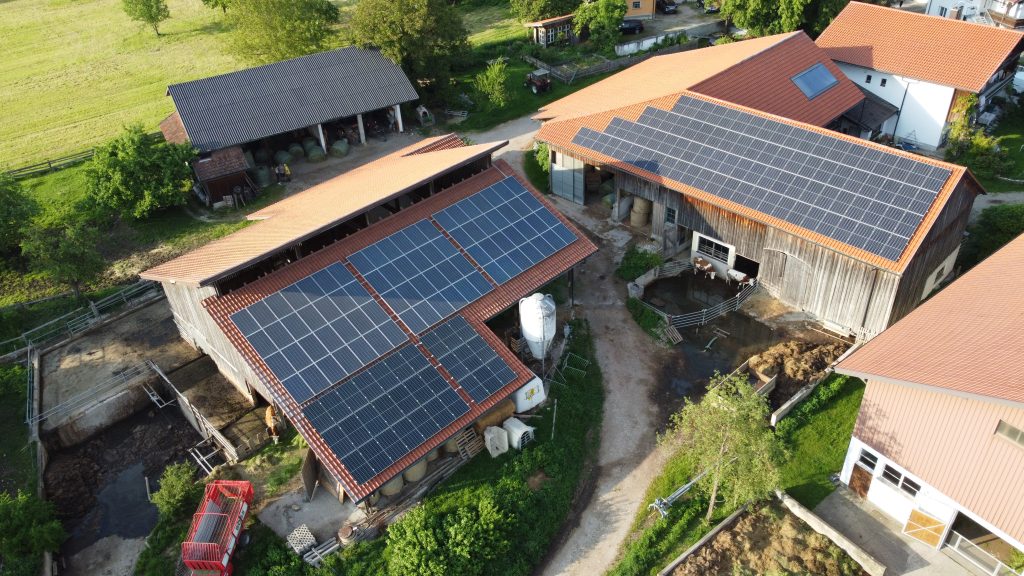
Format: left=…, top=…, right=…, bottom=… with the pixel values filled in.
left=169, top=47, right=418, bottom=152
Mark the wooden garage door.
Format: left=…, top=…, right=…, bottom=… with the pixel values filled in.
left=850, top=465, right=872, bottom=498
left=904, top=509, right=946, bottom=547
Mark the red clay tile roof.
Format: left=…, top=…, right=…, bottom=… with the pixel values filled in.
left=535, top=31, right=862, bottom=127
left=537, top=90, right=977, bottom=273
left=816, top=2, right=1024, bottom=92
left=838, top=232, right=1024, bottom=406
left=203, top=159, right=597, bottom=501
left=192, top=146, right=249, bottom=182
left=159, top=111, right=188, bottom=145
left=525, top=14, right=574, bottom=27
left=140, top=135, right=506, bottom=285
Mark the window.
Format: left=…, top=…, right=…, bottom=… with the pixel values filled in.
left=881, top=464, right=922, bottom=498
left=665, top=207, right=677, bottom=224
left=996, top=420, right=1024, bottom=449
left=939, top=6, right=947, bottom=16
left=633, top=1, right=641, bottom=7
left=934, top=266, right=946, bottom=284
left=696, top=236, right=729, bottom=262
left=880, top=78, right=888, bottom=87
left=857, top=450, right=878, bottom=471
left=791, top=63, right=839, bottom=99
left=865, top=74, right=873, bottom=84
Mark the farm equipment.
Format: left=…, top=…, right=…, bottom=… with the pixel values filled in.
left=524, top=69, right=552, bottom=94
left=180, top=480, right=255, bottom=576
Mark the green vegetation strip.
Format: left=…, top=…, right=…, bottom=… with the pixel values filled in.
left=778, top=373, right=865, bottom=509
left=615, top=247, right=663, bottom=281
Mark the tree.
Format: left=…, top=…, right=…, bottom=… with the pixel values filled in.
left=474, top=59, right=510, bottom=109
left=0, top=174, right=36, bottom=259
left=20, top=201, right=106, bottom=298
left=152, top=462, right=200, bottom=519
left=350, top=0, right=468, bottom=102
left=122, top=0, right=171, bottom=36
left=201, top=0, right=229, bottom=12
left=225, top=0, right=339, bottom=66
left=511, top=0, right=582, bottom=23
left=574, top=0, right=628, bottom=52
left=0, top=490, right=65, bottom=576
left=85, top=125, right=195, bottom=220
left=718, top=0, right=807, bottom=36
left=662, top=372, right=782, bottom=522
left=944, top=94, right=1011, bottom=180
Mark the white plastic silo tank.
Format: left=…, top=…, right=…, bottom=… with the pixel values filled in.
left=520, top=293, right=556, bottom=360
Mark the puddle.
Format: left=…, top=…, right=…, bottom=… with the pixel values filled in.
left=63, top=463, right=157, bottom=556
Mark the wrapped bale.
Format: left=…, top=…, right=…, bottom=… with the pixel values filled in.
left=273, top=150, right=292, bottom=165
left=288, top=142, right=305, bottom=159
left=252, top=166, right=272, bottom=187
left=330, top=139, right=350, bottom=157
left=306, top=146, right=326, bottom=163
left=253, top=148, right=270, bottom=165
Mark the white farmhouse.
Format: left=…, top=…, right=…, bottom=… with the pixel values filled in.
left=817, top=2, right=1024, bottom=150
left=924, top=0, right=1024, bottom=29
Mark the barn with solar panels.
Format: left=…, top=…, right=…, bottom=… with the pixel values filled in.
left=142, top=135, right=596, bottom=502
left=538, top=89, right=984, bottom=339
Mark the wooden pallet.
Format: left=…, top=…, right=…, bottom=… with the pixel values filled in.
left=456, top=428, right=483, bottom=460
left=661, top=325, right=683, bottom=345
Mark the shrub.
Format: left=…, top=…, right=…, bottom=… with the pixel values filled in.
left=474, top=59, right=511, bottom=109
left=0, top=491, right=65, bottom=576
left=152, top=462, right=201, bottom=520
left=535, top=142, right=551, bottom=174
left=627, top=297, right=666, bottom=341
left=615, top=246, right=663, bottom=281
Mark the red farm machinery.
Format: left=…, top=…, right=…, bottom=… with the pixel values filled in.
left=180, top=480, right=254, bottom=576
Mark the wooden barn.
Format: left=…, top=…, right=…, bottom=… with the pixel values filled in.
left=536, top=34, right=983, bottom=338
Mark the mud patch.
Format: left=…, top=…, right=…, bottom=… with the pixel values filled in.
left=527, top=470, right=551, bottom=492
left=674, top=503, right=862, bottom=576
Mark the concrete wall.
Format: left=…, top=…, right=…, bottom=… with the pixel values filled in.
left=51, top=386, right=151, bottom=448
left=836, top=62, right=955, bottom=150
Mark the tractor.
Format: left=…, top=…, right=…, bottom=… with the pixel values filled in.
left=524, top=69, right=552, bottom=95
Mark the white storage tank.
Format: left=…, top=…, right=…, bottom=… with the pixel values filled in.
left=511, top=377, right=546, bottom=412
left=520, top=293, right=556, bottom=360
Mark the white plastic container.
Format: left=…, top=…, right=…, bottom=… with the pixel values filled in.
left=511, top=377, right=546, bottom=412
left=520, top=293, right=556, bottom=360
left=502, top=417, right=536, bottom=450
left=484, top=426, right=509, bottom=458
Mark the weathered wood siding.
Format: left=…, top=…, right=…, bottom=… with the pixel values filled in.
left=888, top=179, right=977, bottom=325
left=161, top=282, right=267, bottom=404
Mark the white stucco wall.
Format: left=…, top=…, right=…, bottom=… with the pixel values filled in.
left=836, top=62, right=956, bottom=150
left=925, top=0, right=984, bottom=18
left=840, top=436, right=1024, bottom=552
left=689, top=231, right=736, bottom=277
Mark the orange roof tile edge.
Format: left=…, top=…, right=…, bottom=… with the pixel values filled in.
left=537, top=90, right=976, bottom=273
left=837, top=233, right=1024, bottom=405
left=202, top=160, right=596, bottom=500
left=817, top=2, right=1024, bottom=93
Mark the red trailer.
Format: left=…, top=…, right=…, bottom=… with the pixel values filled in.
left=181, top=480, right=255, bottom=576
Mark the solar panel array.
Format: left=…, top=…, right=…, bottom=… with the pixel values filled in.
left=433, top=176, right=578, bottom=284
left=302, top=344, right=470, bottom=484
left=230, top=263, right=408, bottom=404
left=348, top=220, right=493, bottom=334
left=420, top=316, right=518, bottom=403
left=571, top=95, right=951, bottom=261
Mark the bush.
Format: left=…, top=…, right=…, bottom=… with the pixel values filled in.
left=615, top=246, right=663, bottom=281
left=0, top=491, right=65, bottom=576
left=774, top=373, right=852, bottom=440
left=627, top=297, right=666, bottom=341
left=151, top=462, right=201, bottom=520
left=474, top=59, right=511, bottom=109
left=524, top=142, right=550, bottom=193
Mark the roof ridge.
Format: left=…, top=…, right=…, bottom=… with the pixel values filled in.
left=842, top=1, right=1024, bottom=36
left=696, top=30, right=805, bottom=86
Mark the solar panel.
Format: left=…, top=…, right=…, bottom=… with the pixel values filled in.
left=230, top=263, right=408, bottom=404
left=432, top=176, right=578, bottom=284
left=420, top=316, right=519, bottom=404
left=571, top=95, right=951, bottom=261
left=348, top=220, right=493, bottom=335
left=302, top=344, right=470, bottom=484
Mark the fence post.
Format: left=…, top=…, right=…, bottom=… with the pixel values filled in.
left=89, top=301, right=100, bottom=319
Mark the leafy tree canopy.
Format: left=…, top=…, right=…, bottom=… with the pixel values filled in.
left=511, top=0, right=582, bottom=23
left=225, top=0, right=340, bottom=66
left=719, top=0, right=807, bottom=37
left=0, top=174, right=36, bottom=259
left=152, top=462, right=201, bottom=520
left=474, top=59, right=511, bottom=109
left=0, top=490, right=65, bottom=576
left=201, top=0, right=229, bottom=12
left=85, top=124, right=195, bottom=220
left=574, top=0, right=628, bottom=52
left=20, top=200, right=106, bottom=298
left=662, top=371, right=783, bottom=521
left=122, top=0, right=171, bottom=35
left=350, top=0, right=469, bottom=102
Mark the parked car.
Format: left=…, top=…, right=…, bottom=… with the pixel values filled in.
left=524, top=69, right=552, bottom=94
left=695, top=0, right=720, bottom=12
left=619, top=19, right=644, bottom=34
left=656, top=0, right=678, bottom=14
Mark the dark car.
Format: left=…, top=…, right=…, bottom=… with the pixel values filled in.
left=619, top=19, right=644, bottom=34
left=656, top=0, right=678, bottom=13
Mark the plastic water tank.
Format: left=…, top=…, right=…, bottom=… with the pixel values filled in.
left=511, top=377, right=546, bottom=412
left=520, top=294, right=556, bottom=360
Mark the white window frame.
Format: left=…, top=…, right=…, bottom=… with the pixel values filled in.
left=695, top=234, right=730, bottom=263
left=632, top=1, right=641, bottom=8
left=880, top=464, right=921, bottom=498
left=857, top=449, right=878, bottom=471
left=939, top=6, right=948, bottom=16
left=665, top=206, right=677, bottom=225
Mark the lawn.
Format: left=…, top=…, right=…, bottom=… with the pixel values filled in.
left=778, top=373, right=866, bottom=509
left=0, top=364, right=36, bottom=496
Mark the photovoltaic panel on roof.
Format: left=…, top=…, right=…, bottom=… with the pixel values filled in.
left=230, top=263, right=408, bottom=404
left=432, top=176, right=578, bottom=284
left=420, top=316, right=518, bottom=404
left=348, top=220, right=493, bottom=334
left=302, top=344, right=470, bottom=484
left=571, top=94, right=951, bottom=262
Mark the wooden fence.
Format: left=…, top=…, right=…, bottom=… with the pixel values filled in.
left=522, top=40, right=697, bottom=84
left=5, top=132, right=163, bottom=180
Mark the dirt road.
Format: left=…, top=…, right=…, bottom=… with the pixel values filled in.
left=540, top=232, right=671, bottom=576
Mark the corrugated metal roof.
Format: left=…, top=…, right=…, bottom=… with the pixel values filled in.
left=168, top=47, right=419, bottom=152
